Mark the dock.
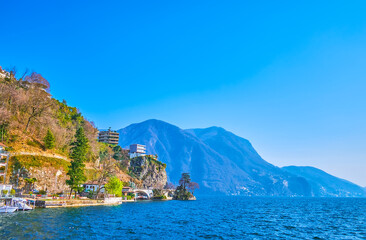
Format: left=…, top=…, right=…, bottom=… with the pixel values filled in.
left=37, top=197, right=131, bottom=208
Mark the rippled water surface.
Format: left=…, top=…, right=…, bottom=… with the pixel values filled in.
left=1, top=197, right=365, bottom=239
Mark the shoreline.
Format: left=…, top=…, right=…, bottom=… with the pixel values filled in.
left=38, top=198, right=172, bottom=208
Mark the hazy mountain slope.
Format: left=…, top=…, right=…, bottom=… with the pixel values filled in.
left=118, top=120, right=244, bottom=194
left=187, top=127, right=312, bottom=195
left=282, top=166, right=366, bottom=197
left=118, top=119, right=311, bottom=195
left=187, top=127, right=276, bottom=171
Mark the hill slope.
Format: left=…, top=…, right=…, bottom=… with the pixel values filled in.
left=282, top=166, right=366, bottom=197
left=0, top=66, right=165, bottom=193
left=118, top=119, right=311, bottom=196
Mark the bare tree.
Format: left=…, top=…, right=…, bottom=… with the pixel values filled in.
left=93, top=156, right=116, bottom=199
left=24, top=72, right=50, bottom=92
left=188, top=182, right=199, bottom=195
left=23, top=89, right=54, bottom=132
left=83, top=120, right=99, bottom=162
left=165, top=182, right=175, bottom=190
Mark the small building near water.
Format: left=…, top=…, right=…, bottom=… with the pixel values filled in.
left=83, top=181, right=105, bottom=193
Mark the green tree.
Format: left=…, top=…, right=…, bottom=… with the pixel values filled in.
left=0, top=123, right=9, bottom=143
left=174, top=173, right=198, bottom=200
left=179, top=173, right=191, bottom=190
left=24, top=177, right=37, bottom=192
left=66, top=127, right=89, bottom=198
left=112, top=145, right=129, bottom=161
left=152, top=188, right=167, bottom=199
left=44, top=129, right=56, bottom=149
left=104, top=176, right=123, bottom=197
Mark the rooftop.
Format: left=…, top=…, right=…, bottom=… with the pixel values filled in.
left=84, top=181, right=107, bottom=185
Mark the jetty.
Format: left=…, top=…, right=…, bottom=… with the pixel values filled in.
left=35, top=197, right=124, bottom=208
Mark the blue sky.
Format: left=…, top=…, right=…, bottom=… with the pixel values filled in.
left=1, top=1, right=366, bottom=186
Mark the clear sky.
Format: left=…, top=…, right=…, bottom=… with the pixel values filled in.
left=1, top=1, right=366, bottom=186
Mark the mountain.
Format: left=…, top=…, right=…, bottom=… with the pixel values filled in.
left=118, top=119, right=311, bottom=196
left=118, top=119, right=365, bottom=196
left=282, top=166, right=366, bottom=197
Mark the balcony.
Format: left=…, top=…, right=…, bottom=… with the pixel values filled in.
left=0, top=150, right=9, bottom=156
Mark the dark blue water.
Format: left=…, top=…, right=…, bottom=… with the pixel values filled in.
left=1, top=197, right=365, bottom=239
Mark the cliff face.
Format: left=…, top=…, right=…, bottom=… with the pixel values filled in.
left=7, top=154, right=144, bottom=194
left=8, top=155, right=70, bottom=193
left=129, top=156, right=167, bottom=189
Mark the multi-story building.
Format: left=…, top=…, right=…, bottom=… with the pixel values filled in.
left=0, top=67, right=7, bottom=79
left=98, top=128, right=119, bottom=145
left=129, top=144, right=146, bottom=158
left=0, top=143, right=10, bottom=184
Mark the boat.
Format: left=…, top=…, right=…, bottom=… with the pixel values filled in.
left=12, top=198, right=33, bottom=211
left=0, top=205, right=18, bottom=213
left=0, top=197, right=33, bottom=213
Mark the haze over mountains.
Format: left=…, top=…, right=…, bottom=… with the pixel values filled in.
left=282, top=166, right=366, bottom=197
left=118, top=119, right=365, bottom=197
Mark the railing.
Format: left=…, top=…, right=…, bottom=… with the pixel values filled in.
left=0, top=193, right=15, bottom=198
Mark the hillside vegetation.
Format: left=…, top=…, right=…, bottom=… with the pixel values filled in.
left=0, top=66, right=100, bottom=160
left=0, top=67, right=168, bottom=193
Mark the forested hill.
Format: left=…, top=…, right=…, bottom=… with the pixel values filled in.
left=0, top=66, right=100, bottom=159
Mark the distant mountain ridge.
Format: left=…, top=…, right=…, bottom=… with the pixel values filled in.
left=118, top=119, right=365, bottom=197
left=282, top=166, right=366, bottom=197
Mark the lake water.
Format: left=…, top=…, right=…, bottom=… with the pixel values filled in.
left=1, top=197, right=365, bottom=239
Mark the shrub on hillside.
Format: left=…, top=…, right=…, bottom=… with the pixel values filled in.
left=44, top=129, right=56, bottom=149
